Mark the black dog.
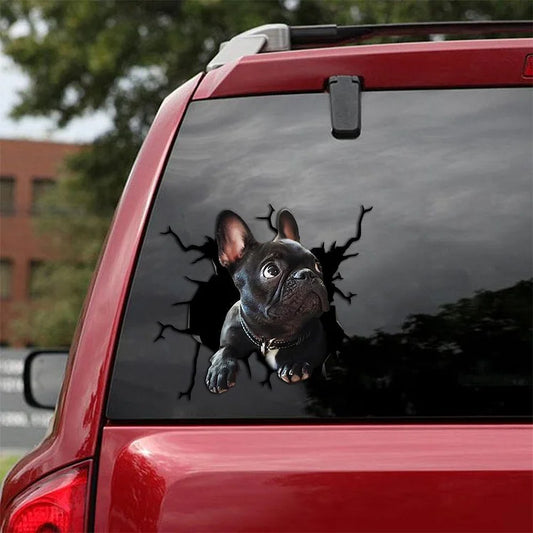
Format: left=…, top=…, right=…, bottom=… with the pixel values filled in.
left=206, top=209, right=329, bottom=393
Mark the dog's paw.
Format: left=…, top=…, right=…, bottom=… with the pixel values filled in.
left=206, top=359, right=239, bottom=393
left=277, top=362, right=312, bottom=384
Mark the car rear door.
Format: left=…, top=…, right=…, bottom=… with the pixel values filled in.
left=94, top=425, right=531, bottom=531
left=94, top=41, right=533, bottom=531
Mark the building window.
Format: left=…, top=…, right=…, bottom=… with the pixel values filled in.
left=29, top=260, right=45, bottom=299
left=0, top=259, right=13, bottom=300
left=0, top=176, right=16, bottom=215
left=32, top=178, right=56, bottom=214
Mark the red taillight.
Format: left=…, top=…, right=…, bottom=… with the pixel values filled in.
left=523, top=54, right=533, bottom=78
left=3, top=462, right=90, bottom=533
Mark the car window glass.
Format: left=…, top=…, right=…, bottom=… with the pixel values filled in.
left=107, top=88, right=532, bottom=421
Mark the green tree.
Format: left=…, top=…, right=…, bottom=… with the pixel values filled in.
left=1, top=0, right=530, bottom=346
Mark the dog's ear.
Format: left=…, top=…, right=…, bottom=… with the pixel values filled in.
left=275, top=209, right=300, bottom=242
left=216, top=210, right=257, bottom=269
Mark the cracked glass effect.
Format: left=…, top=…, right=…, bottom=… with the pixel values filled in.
left=107, top=89, right=532, bottom=420
left=156, top=204, right=371, bottom=397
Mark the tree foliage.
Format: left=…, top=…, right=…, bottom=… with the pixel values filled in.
left=1, top=0, right=531, bottom=345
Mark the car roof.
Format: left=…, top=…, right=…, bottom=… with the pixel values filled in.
left=195, top=38, right=533, bottom=99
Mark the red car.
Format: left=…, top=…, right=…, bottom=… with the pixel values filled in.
left=2, top=22, right=532, bottom=532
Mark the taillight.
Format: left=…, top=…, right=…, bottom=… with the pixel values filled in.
left=2, top=462, right=90, bottom=533
left=523, top=54, right=533, bottom=78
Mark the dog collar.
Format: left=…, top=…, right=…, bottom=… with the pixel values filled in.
left=239, top=308, right=310, bottom=356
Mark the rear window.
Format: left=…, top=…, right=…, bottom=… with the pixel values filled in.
left=107, top=88, right=532, bottom=421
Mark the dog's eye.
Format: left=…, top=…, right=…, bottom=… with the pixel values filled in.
left=314, top=261, right=322, bottom=273
left=262, top=263, right=280, bottom=278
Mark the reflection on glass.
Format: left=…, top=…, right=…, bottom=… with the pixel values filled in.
left=306, top=279, right=532, bottom=418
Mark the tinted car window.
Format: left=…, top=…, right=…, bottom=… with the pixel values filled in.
left=107, top=88, right=532, bottom=420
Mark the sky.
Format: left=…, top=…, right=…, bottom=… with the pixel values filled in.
left=0, top=50, right=111, bottom=143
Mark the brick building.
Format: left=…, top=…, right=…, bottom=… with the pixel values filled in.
left=0, top=139, right=82, bottom=346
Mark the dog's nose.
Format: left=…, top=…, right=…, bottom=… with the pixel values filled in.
left=292, top=268, right=315, bottom=280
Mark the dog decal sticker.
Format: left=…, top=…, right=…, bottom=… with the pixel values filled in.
left=156, top=205, right=372, bottom=397
left=206, top=209, right=330, bottom=392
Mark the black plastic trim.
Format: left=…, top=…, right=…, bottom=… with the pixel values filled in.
left=290, top=21, right=533, bottom=47
left=329, top=75, right=362, bottom=139
left=104, top=415, right=533, bottom=426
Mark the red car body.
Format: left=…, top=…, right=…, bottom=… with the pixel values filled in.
left=2, top=36, right=532, bottom=532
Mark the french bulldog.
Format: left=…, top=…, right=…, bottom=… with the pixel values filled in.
left=206, top=209, right=329, bottom=393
